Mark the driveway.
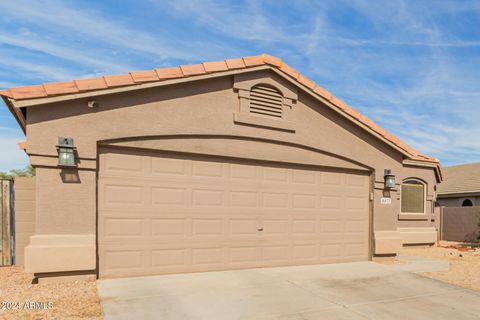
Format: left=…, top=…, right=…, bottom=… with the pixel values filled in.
left=97, top=262, right=480, bottom=320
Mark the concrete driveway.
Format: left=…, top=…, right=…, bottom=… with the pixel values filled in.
left=97, top=262, right=480, bottom=320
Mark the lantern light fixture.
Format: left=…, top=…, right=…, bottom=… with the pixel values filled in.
left=57, top=137, right=76, bottom=167
left=384, top=169, right=396, bottom=189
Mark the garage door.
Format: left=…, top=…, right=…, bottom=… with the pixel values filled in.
left=98, top=148, right=370, bottom=278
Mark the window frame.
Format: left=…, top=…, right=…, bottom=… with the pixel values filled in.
left=400, top=178, right=427, bottom=215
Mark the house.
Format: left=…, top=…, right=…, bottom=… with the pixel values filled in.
left=0, top=54, right=442, bottom=279
left=437, top=162, right=480, bottom=207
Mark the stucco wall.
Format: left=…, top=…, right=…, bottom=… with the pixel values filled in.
left=441, top=206, right=480, bottom=242
left=13, top=176, right=35, bottom=266
left=21, top=69, right=438, bottom=272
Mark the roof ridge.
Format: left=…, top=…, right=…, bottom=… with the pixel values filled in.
left=0, top=54, right=439, bottom=164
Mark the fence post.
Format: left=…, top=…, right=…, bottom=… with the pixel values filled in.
left=1, top=180, right=13, bottom=266
left=10, top=179, right=15, bottom=265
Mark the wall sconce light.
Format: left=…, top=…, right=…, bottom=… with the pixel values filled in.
left=384, top=169, right=396, bottom=189
left=57, top=137, right=76, bottom=167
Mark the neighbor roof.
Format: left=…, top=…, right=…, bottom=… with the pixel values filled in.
left=437, top=162, right=480, bottom=196
left=0, top=53, right=439, bottom=165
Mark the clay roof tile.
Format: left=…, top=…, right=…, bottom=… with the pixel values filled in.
left=225, top=58, right=246, bottom=70
left=10, top=85, right=47, bottom=99
left=17, top=140, right=26, bottom=150
left=203, top=61, right=229, bottom=73
left=155, top=67, right=184, bottom=79
left=130, top=70, right=159, bottom=83
left=243, top=55, right=265, bottom=67
left=313, top=86, right=332, bottom=100
left=43, top=81, right=79, bottom=95
left=330, top=95, right=348, bottom=110
left=74, top=78, right=107, bottom=91
left=104, top=74, right=135, bottom=87
left=297, top=74, right=316, bottom=90
left=180, top=64, right=206, bottom=76
left=0, top=90, right=13, bottom=98
left=262, top=54, right=282, bottom=67
left=280, top=64, right=300, bottom=79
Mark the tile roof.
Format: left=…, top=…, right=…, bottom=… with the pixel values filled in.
left=437, top=162, right=480, bottom=195
left=0, top=54, right=439, bottom=164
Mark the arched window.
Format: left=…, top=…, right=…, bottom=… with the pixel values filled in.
left=401, top=179, right=425, bottom=213
left=462, top=199, right=473, bottom=207
left=249, top=84, right=284, bottom=119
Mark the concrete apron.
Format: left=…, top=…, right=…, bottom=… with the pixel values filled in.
left=97, top=261, right=480, bottom=320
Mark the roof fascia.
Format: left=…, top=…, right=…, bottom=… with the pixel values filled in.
left=2, top=96, right=26, bottom=133
left=437, top=191, right=480, bottom=198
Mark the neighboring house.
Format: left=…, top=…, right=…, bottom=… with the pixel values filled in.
left=437, top=162, right=480, bottom=207
left=0, top=54, right=442, bottom=279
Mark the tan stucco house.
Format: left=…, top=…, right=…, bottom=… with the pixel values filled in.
left=437, top=162, right=480, bottom=207
left=1, top=54, right=442, bottom=279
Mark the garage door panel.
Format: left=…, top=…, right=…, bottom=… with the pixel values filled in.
left=102, top=152, right=144, bottom=175
left=230, top=191, right=258, bottom=207
left=229, top=219, right=258, bottom=235
left=292, top=219, right=317, bottom=234
left=262, top=167, right=289, bottom=182
left=151, top=218, right=188, bottom=237
left=151, top=248, right=187, bottom=267
left=292, top=193, right=317, bottom=209
left=101, top=249, right=146, bottom=272
left=262, top=245, right=291, bottom=263
left=98, top=150, right=369, bottom=278
left=292, top=170, right=318, bottom=184
left=230, top=163, right=259, bottom=180
left=151, top=187, right=187, bottom=206
left=151, top=157, right=188, bottom=176
left=261, top=192, right=289, bottom=208
left=321, top=172, right=345, bottom=185
left=102, top=217, right=145, bottom=238
left=228, top=246, right=259, bottom=265
left=103, top=185, right=145, bottom=206
left=191, top=188, right=225, bottom=206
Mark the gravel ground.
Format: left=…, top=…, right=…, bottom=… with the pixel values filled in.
left=0, top=266, right=103, bottom=320
left=400, top=241, right=480, bottom=292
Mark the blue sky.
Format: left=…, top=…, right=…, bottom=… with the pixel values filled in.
left=1, top=0, right=479, bottom=171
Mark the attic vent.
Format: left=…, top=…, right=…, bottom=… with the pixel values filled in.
left=249, top=84, right=283, bottom=118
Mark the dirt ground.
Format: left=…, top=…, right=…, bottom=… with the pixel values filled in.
left=400, top=241, right=480, bottom=292
left=0, top=266, right=102, bottom=320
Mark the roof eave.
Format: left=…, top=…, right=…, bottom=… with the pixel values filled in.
left=403, top=159, right=443, bottom=182
left=2, top=96, right=26, bottom=133
left=437, top=190, right=480, bottom=198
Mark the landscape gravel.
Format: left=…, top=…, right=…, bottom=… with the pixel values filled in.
left=401, top=241, right=480, bottom=291
left=0, top=266, right=102, bottom=320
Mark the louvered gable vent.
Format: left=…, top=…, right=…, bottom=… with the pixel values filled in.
left=249, top=84, right=283, bottom=118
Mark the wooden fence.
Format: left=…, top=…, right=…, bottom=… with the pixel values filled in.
left=1, top=179, right=14, bottom=266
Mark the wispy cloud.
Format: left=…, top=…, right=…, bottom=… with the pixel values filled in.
left=0, top=0, right=479, bottom=167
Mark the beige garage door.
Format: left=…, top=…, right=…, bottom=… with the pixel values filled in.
left=98, top=148, right=370, bottom=278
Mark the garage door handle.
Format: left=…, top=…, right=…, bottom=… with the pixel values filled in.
left=257, top=228, right=263, bottom=231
